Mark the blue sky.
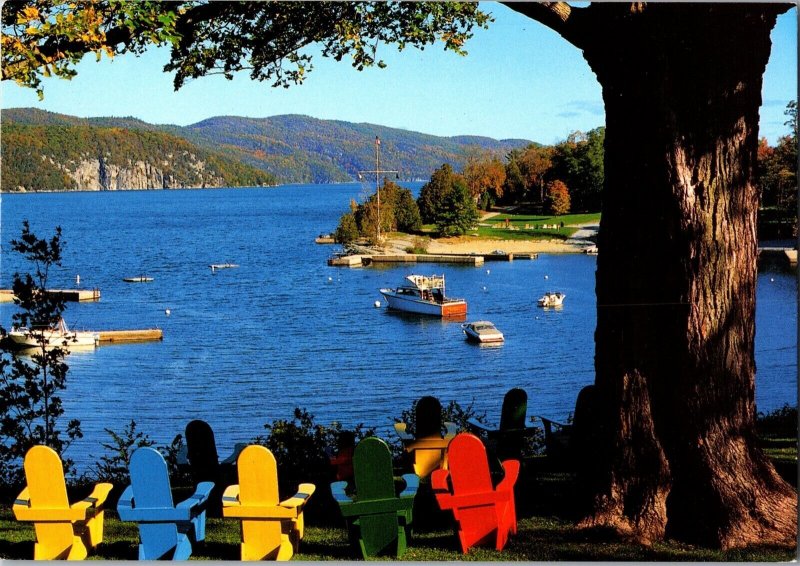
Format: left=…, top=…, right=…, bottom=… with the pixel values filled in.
left=1, top=3, right=796, bottom=145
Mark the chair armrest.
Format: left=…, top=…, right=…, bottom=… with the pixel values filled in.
left=220, top=443, right=248, bottom=466
left=430, top=468, right=450, bottom=493
left=497, top=460, right=521, bottom=491
left=12, top=487, right=80, bottom=522
left=71, top=482, right=113, bottom=517
left=533, top=415, right=567, bottom=429
left=280, top=483, right=315, bottom=510
left=394, top=422, right=413, bottom=442
left=330, top=481, right=352, bottom=504
left=399, top=474, right=419, bottom=498
left=466, top=418, right=493, bottom=435
left=222, top=484, right=240, bottom=507
left=444, top=422, right=458, bottom=438
left=176, top=481, right=214, bottom=515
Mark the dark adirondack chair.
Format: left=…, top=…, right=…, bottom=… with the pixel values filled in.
left=331, top=437, right=419, bottom=558
left=222, top=445, right=315, bottom=560
left=535, top=384, right=598, bottom=466
left=467, top=388, right=538, bottom=461
left=432, top=433, right=519, bottom=553
left=328, top=430, right=356, bottom=483
left=184, top=419, right=245, bottom=515
left=117, top=447, right=214, bottom=560
left=12, top=445, right=113, bottom=560
left=394, top=396, right=457, bottom=478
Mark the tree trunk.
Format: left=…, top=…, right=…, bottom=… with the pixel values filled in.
left=578, top=4, right=796, bottom=549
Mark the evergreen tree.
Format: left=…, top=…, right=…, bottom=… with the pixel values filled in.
left=0, top=222, right=81, bottom=484
left=435, top=180, right=479, bottom=236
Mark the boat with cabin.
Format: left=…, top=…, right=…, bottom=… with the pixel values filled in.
left=7, top=317, right=99, bottom=351
left=462, top=321, right=505, bottom=343
left=379, top=274, right=467, bottom=318
left=537, top=291, right=566, bottom=308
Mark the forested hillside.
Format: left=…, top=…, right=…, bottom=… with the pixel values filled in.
left=2, top=108, right=533, bottom=189
left=2, top=110, right=276, bottom=192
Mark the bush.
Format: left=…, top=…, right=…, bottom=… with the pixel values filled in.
left=254, top=408, right=374, bottom=495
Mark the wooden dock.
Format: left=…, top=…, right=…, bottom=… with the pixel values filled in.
left=47, top=289, right=101, bottom=302
left=368, top=254, right=485, bottom=266
left=0, top=288, right=101, bottom=302
left=758, top=247, right=797, bottom=268
left=98, top=329, right=163, bottom=344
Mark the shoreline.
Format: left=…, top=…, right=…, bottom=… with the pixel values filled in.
left=382, top=222, right=600, bottom=256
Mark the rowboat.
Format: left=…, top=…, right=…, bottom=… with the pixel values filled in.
left=379, top=274, right=467, bottom=318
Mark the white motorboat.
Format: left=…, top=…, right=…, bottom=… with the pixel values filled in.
left=537, top=291, right=566, bottom=308
left=462, top=321, right=505, bottom=343
left=7, top=318, right=99, bottom=351
left=379, top=274, right=467, bottom=318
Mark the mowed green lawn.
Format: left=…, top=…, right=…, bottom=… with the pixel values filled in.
left=421, top=212, right=601, bottom=241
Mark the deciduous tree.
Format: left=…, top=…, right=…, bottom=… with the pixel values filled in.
left=4, top=1, right=795, bottom=549
left=544, top=179, right=571, bottom=216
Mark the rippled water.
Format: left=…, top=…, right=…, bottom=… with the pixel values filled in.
left=0, top=185, right=795, bottom=472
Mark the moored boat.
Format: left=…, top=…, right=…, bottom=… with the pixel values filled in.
left=379, top=274, right=467, bottom=318
left=537, top=291, right=566, bottom=308
left=462, top=321, right=504, bottom=343
left=7, top=318, right=99, bottom=351
left=123, top=276, right=154, bottom=283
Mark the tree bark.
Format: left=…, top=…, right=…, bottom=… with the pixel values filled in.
left=568, top=4, right=797, bottom=548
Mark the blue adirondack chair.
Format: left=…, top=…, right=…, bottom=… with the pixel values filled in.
left=117, top=447, right=214, bottom=560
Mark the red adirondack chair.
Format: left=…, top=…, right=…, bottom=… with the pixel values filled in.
left=431, top=433, right=519, bottom=553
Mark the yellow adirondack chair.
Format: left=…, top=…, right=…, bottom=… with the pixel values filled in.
left=222, top=445, right=315, bottom=561
left=12, top=445, right=113, bottom=560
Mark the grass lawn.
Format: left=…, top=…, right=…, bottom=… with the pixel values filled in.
left=1, top=459, right=794, bottom=561
left=420, top=212, right=601, bottom=242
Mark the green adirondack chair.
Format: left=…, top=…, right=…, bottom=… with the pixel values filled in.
left=331, top=437, right=418, bottom=558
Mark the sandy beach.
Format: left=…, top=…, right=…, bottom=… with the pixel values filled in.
left=382, top=222, right=599, bottom=255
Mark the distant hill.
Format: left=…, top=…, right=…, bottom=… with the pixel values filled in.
left=2, top=109, right=276, bottom=192
left=1, top=108, right=536, bottom=190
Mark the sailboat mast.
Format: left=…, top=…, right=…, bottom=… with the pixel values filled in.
left=375, top=136, right=381, bottom=242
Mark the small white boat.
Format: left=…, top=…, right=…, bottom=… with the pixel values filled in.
left=462, top=321, right=504, bottom=343
left=379, top=274, right=467, bottom=318
left=210, top=263, right=239, bottom=271
left=123, top=276, right=154, bottom=283
left=7, top=318, right=99, bottom=351
left=584, top=246, right=598, bottom=255
left=537, top=291, right=566, bottom=308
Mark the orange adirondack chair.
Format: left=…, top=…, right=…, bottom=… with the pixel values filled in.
left=222, top=445, right=315, bottom=561
left=394, top=396, right=457, bottom=477
left=431, top=433, right=519, bottom=553
left=13, top=445, right=113, bottom=560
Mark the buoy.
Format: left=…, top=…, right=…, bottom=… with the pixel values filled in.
left=770, top=278, right=775, bottom=282
left=165, top=308, right=171, bottom=316
left=374, top=301, right=381, bottom=308
left=482, top=286, right=487, bottom=291
left=328, top=277, right=333, bottom=282
left=544, top=275, right=549, bottom=280
left=486, top=269, right=490, bottom=274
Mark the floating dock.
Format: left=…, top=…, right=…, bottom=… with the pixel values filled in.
left=758, top=247, right=797, bottom=268
left=97, top=329, right=163, bottom=344
left=328, top=253, right=512, bottom=267
left=47, top=289, right=101, bottom=302
left=368, top=254, right=485, bottom=266
left=0, top=289, right=101, bottom=302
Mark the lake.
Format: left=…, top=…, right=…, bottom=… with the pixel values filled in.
left=0, top=185, right=796, bottom=473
